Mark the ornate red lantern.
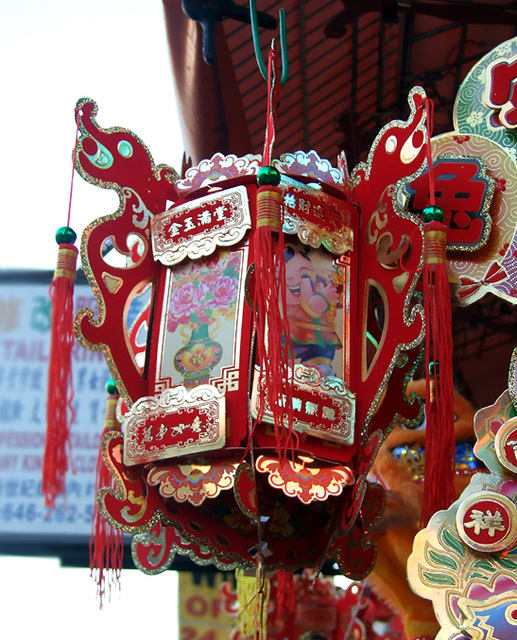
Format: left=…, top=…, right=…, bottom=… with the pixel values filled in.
left=73, top=86, right=428, bottom=579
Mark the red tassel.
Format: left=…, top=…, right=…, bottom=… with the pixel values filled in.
left=419, top=98, right=456, bottom=526
left=276, top=570, right=296, bottom=616
left=90, top=381, right=124, bottom=606
left=248, top=44, right=296, bottom=459
left=420, top=213, right=456, bottom=526
left=42, top=229, right=78, bottom=510
left=252, top=180, right=295, bottom=458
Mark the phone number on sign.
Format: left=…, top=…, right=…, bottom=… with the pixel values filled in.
left=0, top=502, right=94, bottom=524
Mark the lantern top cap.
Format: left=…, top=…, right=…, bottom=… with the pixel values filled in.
left=175, top=150, right=347, bottom=196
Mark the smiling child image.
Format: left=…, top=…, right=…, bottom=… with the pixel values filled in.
left=284, top=243, right=343, bottom=378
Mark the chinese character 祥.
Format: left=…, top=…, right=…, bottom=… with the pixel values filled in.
left=322, top=406, right=336, bottom=420
left=464, top=509, right=506, bottom=537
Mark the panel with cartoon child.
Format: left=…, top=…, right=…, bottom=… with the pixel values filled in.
left=283, top=242, right=343, bottom=378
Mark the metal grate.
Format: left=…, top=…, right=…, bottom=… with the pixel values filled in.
left=221, top=1, right=517, bottom=167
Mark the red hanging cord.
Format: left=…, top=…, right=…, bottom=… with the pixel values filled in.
left=42, top=109, right=81, bottom=510
left=262, top=45, right=280, bottom=167
left=249, top=43, right=297, bottom=461
left=424, top=99, right=436, bottom=207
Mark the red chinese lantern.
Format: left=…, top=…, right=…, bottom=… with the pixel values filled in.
left=72, top=87, right=428, bottom=580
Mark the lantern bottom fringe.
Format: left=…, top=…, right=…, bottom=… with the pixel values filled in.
left=90, top=393, right=124, bottom=607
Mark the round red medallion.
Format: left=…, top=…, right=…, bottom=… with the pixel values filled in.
left=494, top=417, right=517, bottom=473
left=456, top=491, right=517, bottom=553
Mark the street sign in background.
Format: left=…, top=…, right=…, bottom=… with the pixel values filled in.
left=178, top=572, right=235, bottom=640
left=0, top=272, right=236, bottom=573
left=0, top=271, right=111, bottom=553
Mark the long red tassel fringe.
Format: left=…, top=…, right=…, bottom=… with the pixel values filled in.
left=250, top=44, right=296, bottom=460
left=90, top=386, right=124, bottom=607
left=42, top=236, right=78, bottom=510
left=421, top=218, right=456, bottom=525
left=252, top=183, right=295, bottom=458
left=420, top=98, right=456, bottom=526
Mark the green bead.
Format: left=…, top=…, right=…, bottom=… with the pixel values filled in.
left=257, top=165, right=281, bottom=186
left=428, top=361, right=439, bottom=376
left=55, top=226, right=77, bottom=245
left=106, top=379, right=118, bottom=395
left=422, top=205, right=444, bottom=223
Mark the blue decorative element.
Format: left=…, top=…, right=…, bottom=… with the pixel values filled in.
left=83, top=136, right=114, bottom=169
left=118, top=140, right=133, bottom=158
left=391, top=441, right=484, bottom=474
left=392, top=444, right=425, bottom=462
left=455, top=442, right=484, bottom=471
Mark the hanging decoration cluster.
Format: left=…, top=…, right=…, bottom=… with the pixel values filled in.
left=42, top=109, right=81, bottom=510
left=407, top=34, right=517, bottom=640
left=50, top=92, right=482, bottom=574
left=67, top=84, right=430, bottom=583
left=42, top=17, right=517, bottom=638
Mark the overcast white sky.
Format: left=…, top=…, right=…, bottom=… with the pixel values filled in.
left=0, top=555, right=179, bottom=638
left=0, top=0, right=183, bottom=633
left=0, top=6, right=356, bottom=632
left=0, top=0, right=184, bottom=271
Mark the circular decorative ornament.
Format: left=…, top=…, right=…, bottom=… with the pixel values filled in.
left=421, top=134, right=517, bottom=304
left=494, top=417, right=517, bottom=473
left=454, top=37, right=517, bottom=151
left=456, top=490, right=517, bottom=553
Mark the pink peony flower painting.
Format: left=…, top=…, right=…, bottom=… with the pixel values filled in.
left=167, top=251, right=241, bottom=335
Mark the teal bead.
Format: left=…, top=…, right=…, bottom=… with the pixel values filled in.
left=55, top=226, right=77, bottom=245
left=257, top=165, right=281, bottom=186
left=422, top=205, right=444, bottom=223
left=428, top=361, right=439, bottom=376
left=106, top=379, right=118, bottom=395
